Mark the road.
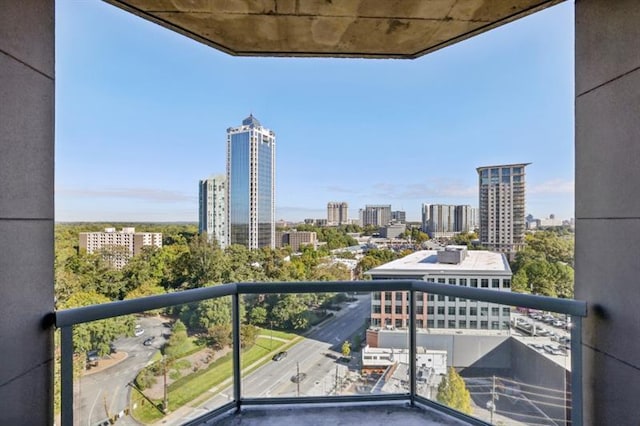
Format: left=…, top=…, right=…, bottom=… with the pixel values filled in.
left=74, top=316, right=169, bottom=426
left=173, top=293, right=372, bottom=425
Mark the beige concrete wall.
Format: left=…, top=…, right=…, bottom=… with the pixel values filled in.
left=0, top=1, right=54, bottom=424
left=575, top=0, right=640, bottom=423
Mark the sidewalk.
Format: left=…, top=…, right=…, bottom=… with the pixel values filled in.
left=83, top=351, right=128, bottom=376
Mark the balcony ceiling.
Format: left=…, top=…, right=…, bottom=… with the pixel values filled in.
left=105, top=0, right=562, bottom=58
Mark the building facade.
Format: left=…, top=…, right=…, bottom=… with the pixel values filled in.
left=360, top=204, right=392, bottom=227
left=79, top=227, right=162, bottom=269
left=327, top=201, right=348, bottom=225
left=391, top=210, right=406, bottom=223
left=199, top=175, right=228, bottom=248
left=227, top=115, right=276, bottom=249
left=423, top=204, right=476, bottom=238
left=367, top=246, right=512, bottom=331
left=477, top=163, right=529, bottom=256
left=275, top=230, right=318, bottom=251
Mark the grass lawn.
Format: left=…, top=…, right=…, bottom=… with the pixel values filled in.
left=132, top=334, right=300, bottom=424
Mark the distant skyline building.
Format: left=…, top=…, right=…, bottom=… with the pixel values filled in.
left=391, top=210, right=406, bottom=223
left=79, top=227, right=162, bottom=269
left=227, top=114, right=276, bottom=249
left=327, top=202, right=349, bottom=225
left=477, top=163, right=529, bottom=256
left=275, top=230, right=318, bottom=252
left=199, top=175, right=228, bottom=248
left=360, top=205, right=392, bottom=227
left=423, top=204, right=477, bottom=238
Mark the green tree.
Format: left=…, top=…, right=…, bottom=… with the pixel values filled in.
left=437, top=367, right=472, bottom=415
left=341, top=340, right=351, bottom=358
left=248, top=305, right=268, bottom=326
left=164, top=319, right=189, bottom=359
left=207, top=324, right=232, bottom=350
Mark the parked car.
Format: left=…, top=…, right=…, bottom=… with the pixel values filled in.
left=134, top=325, right=145, bottom=337
left=143, top=336, right=155, bottom=346
left=272, top=351, right=287, bottom=361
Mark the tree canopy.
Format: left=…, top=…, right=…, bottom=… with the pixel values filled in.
left=437, top=367, right=472, bottom=415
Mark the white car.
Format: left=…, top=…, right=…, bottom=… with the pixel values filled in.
left=134, top=325, right=144, bottom=336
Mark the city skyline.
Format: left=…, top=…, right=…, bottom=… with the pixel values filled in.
left=55, top=1, right=574, bottom=223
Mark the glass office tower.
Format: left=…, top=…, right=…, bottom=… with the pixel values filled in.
left=227, top=115, right=276, bottom=249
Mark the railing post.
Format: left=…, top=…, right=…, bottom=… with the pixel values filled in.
left=570, top=315, right=583, bottom=426
left=60, top=326, right=74, bottom=426
left=232, top=293, right=242, bottom=410
left=409, top=289, right=417, bottom=405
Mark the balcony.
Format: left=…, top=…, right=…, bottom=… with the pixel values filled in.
left=55, top=280, right=586, bottom=426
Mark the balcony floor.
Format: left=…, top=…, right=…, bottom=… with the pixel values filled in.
left=201, top=401, right=473, bottom=425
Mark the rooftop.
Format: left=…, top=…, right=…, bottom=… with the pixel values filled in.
left=367, top=250, right=511, bottom=276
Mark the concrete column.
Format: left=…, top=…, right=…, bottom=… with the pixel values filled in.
left=0, top=1, right=54, bottom=424
left=575, top=0, right=640, bottom=423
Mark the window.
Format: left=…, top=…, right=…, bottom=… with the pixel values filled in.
left=373, top=292, right=381, bottom=300
left=427, top=320, right=434, bottom=328
left=371, top=318, right=380, bottom=327
left=492, top=307, right=500, bottom=316
left=503, top=279, right=511, bottom=288
left=438, top=295, right=445, bottom=301
left=384, top=292, right=392, bottom=300
left=481, top=307, right=488, bottom=316
left=459, top=307, right=467, bottom=316
left=448, top=307, right=456, bottom=315
left=481, top=321, right=488, bottom=329
left=470, top=307, right=477, bottom=316
left=437, top=320, right=445, bottom=328
left=395, top=319, right=402, bottom=328
left=438, top=278, right=446, bottom=284
left=416, top=319, right=423, bottom=328
left=459, top=320, right=467, bottom=329
left=426, top=278, right=435, bottom=282
left=395, top=305, right=403, bottom=314
left=491, top=321, right=500, bottom=330
left=385, top=305, right=392, bottom=314
left=459, top=278, right=467, bottom=286
left=373, top=305, right=381, bottom=314
left=449, top=278, right=456, bottom=285
left=427, top=294, right=434, bottom=301
left=492, top=279, right=500, bottom=288
left=470, top=320, right=478, bottom=328
left=448, top=320, right=456, bottom=328
left=470, top=279, right=478, bottom=288
left=395, top=292, right=403, bottom=301
left=437, top=307, right=445, bottom=315
left=502, top=307, right=510, bottom=315
left=481, top=279, right=489, bottom=288
left=416, top=305, right=423, bottom=314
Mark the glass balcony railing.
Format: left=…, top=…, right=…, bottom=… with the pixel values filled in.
left=55, top=280, right=586, bottom=426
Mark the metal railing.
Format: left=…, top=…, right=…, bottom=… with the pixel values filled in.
left=55, top=280, right=587, bottom=426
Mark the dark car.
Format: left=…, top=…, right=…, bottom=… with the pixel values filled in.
left=272, top=351, right=287, bottom=361
left=143, top=336, right=156, bottom=346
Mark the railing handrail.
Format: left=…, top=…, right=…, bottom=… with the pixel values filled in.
left=54, top=279, right=587, bottom=327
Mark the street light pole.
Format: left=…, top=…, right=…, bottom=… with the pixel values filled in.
left=163, top=355, right=168, bottom=414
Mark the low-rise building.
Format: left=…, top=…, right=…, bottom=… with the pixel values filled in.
left=367, top=246, right=512, bottom=331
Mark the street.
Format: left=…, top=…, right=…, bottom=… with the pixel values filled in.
left=74, top=316, right=169, bottom=426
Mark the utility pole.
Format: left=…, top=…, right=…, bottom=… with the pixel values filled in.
left=490, top=375, right=496, bottom=424
left=163, top=355, right=169, bottom=414
left=296, top=362, right=301, bottom=397
left=270, top=321, right=274, bottom=350
left=335, top=365, right=339, bottom=395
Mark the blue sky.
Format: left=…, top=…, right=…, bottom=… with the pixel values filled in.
left=55, top=1, right=575, bottom=223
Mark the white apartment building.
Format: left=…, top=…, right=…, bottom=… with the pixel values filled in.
left=79, top=227, right=162, bottom=269
left=199, top=175, right=228, bottom=248
left=327, top=201, right=349, bottom=225
left=367, top=246, right=512, bottom=331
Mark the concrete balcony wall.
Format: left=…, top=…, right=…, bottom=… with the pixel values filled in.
left=575, top=0, right=640, bottom=423
left=0, top=0, right=55, bottom=424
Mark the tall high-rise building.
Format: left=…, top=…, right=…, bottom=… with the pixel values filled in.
left=391, top=210, right=406, bottom=223
left=327, top=202, right=349, bottom=225
left=423, top=204, right=478, bottom=237
left=227, top=115, right=276, bottom=249
left=199, top=175, right=228, bottom=248
left=421, top=203, right=430, bottom=233
left=360, top=205, right=392, bottom=227
left=477, top=163, right=529, bottom=256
